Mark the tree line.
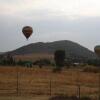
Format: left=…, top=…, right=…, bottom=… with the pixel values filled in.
left=0, top=50, right=100, bottom=69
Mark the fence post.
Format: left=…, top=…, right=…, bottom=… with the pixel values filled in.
left=50, top=76, right=52, bottom=96
left=76, top=70, right=81, bottom=100
left=16, top=66, right=19, bottom=96
left=77, top=84, right=81, bottom=100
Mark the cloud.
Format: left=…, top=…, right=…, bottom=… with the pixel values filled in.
left=1, top=0, right=100, bottom=17
left=0, top=0, right=100, bottom=51
left=0, top=11, right=100, bottom=52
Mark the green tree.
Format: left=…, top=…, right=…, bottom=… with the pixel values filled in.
left=54, top=50, right=65, bottom=71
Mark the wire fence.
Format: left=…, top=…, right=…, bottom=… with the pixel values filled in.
left=0, top=67, right=99, bottom=100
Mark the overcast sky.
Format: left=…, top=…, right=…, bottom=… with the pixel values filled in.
left=0, top=0, right=100, bottom=52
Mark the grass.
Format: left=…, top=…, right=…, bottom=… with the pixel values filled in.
left=0, top=95, right=49, bottom=100
left=0, top=65, right=99, bottom=100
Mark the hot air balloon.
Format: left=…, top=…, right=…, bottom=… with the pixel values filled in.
left=94, top=45, right=100, bottom=57
left=22, top=26, right=33, bottom=40
left=94, top=46, right=100, bottom=100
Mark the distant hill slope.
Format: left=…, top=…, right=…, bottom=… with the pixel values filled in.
left=0, top=52, right=4, bottom=54
left=8, top=40, right=96, bottom=60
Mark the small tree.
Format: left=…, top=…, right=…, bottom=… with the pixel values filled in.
left=54, top=50, right=65, bottom=71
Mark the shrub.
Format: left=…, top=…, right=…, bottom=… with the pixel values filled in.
left=83, top=66, right=100, bottom=73
left=81, top=96, right=91, bottom=100
left=33, top=59, right=51, bottom=67
left=0, top=54, right=16, bottom=66
left=49, top=95, right=77, bottom=100
left=49, top=95, right=91, bottom=100
left=52, top=67, right=62, bottom=73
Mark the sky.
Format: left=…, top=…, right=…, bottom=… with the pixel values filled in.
left=0, top=0, right=100, bottom=52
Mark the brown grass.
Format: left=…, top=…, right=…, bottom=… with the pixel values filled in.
left=0, top=66, right=99, bottom=100
left=0, top=95, right=49, bottom=100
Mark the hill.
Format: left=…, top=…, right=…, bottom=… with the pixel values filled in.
left=0, top=52, right=4, bottom=54
left=7, top=40, right=96, bottom=61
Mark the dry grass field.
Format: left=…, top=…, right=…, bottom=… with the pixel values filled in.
left=14, top=53, right=54, bottom=61
left=0, top=95, right=50, bottom=100
left=0, top=65, right=99, bottom=100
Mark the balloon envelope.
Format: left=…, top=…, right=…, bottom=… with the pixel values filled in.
left=94, top=45, right=100, bottom=57
left=22, top=26, right=33, bottom=39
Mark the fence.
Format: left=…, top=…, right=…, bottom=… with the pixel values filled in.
left=0, top=67, right=99, bottom=100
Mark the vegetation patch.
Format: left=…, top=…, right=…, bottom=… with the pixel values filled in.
left=49, top=95, right=91, bottom=100
left=83, top=66, right=100, bottom=73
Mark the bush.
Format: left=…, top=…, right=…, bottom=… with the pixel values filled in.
left=49, top=95, right=73, bottom=100
left=33, top=59, right=51, bottom=67
left=49, top=95, right=91, bottom=100
left=83, top=66, right=100, bottom=73
left=81, top=96, right=91, bottom=100
left=87, top=59, right=100, bottom=66
left=52, top=67, right=62, bottom=73
left=17, top=60, right=33, bottom=67
left=0, top=54, right=16, bottom=66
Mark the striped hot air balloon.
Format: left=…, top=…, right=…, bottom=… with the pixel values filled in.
left=22, top=26, right=33, bottom=40
left=94, top=45, right=100, bottom=57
